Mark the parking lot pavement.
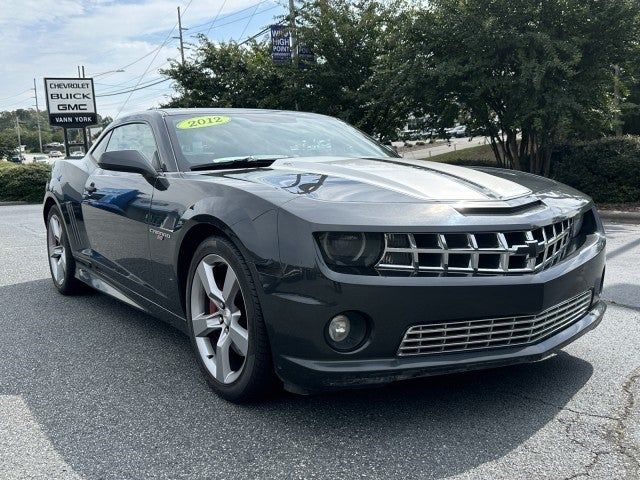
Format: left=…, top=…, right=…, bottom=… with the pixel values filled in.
left=0, top=204, right=638, bottom=480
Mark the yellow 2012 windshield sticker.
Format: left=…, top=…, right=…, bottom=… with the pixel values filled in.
left=176, top=115, right=231, bottom=129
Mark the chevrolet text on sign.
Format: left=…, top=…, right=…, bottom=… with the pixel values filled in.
left=44, top=78, right=98, bottom=128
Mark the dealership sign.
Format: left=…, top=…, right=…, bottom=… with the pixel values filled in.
left=270, top=25, right=291, bottom=65
left=44, top=78, right=98, bottom=128
left=270, top=25, right=315, bottom=67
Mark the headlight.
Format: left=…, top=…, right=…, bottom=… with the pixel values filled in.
left=571, top=208, right=601, bottom=238
left=571, top=214, right=584, bottom=238
left=316, top=232, right=384, bottom=268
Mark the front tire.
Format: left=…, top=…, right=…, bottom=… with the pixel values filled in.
left=186, top=236, right=276, bottom=402
left=46, top=206, right=86, bottom=295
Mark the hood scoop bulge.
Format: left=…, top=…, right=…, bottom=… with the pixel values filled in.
left=271, top=157, right=532, bottom=202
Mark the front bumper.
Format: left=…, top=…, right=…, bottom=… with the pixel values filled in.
left=278, top=301, right=605, bottom=393
left=259, top=233, right=607, bottom=393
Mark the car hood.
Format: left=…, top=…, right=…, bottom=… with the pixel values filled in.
left=249, top=156, right=532, bottom=203
left=188, top=156, right=591, bottom=228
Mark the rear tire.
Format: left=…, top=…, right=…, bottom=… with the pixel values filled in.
left=186, top=236, right=277, bottom=402
left=46, top=206, right=86, bottom=295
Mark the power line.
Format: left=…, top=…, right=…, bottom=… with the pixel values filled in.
left=97, top=75, right=167, bottom=94
left=0, top=97, right=34, bottom=110
left=188, top=4, right=281, bottom=38
left=204, top=0, right=228, bottom=36
left=97, top=78, right=171, bottom=97
left=0, top=89, right=31, bottom=102
left=98, top=87, right=173, bottom=108
left=238, top=3, right=261, bottom=41
left=95, top=62, right=171, bottom=90
left=114, top=0, right=195, bottom=119
left=238, top=21, right=282, bottom=45
left=102, top=35, right=180, bottom=77
left=188, top=0, right=267, bottom=32
left=95, top=1, right=282, bottom=109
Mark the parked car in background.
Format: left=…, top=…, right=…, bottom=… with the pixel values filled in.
left=43, top=108, right=606, bottom=402
left=33, top=155, right=50, bottom=163
left=422, top=128, right=439, bottom=139
left=448, top=125, right=469, bottom=137
left=49, top=151, right=63, bottom=158
left=44, top=142, right=64, bottom=151
left=9, top=154, right=26, bottom=163
left=70, top=151, right=85, bottom=158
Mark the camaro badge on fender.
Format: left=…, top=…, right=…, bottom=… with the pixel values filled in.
left=149, top=228, right=171, bottom=240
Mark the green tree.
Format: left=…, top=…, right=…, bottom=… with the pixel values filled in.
left=162, top=39, right=297, bottom=110
left=391, top=0, right=640, bottom=174
left=622, top=80, right=640, bottom=135
left=295, top=0, right=406, bottom=139
left=0, top=129, right=18, bottom=159
left=162, top=1, right=405, bottom=140
left=0, top=109, right=64, bottom=156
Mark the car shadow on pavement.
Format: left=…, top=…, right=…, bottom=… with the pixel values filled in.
left=0, top=279, right=594, bottom=479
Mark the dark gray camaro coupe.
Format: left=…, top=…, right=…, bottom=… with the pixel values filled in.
left=43, top=108, right=606, bottom=401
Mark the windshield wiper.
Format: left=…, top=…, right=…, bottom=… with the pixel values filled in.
left=190, top=155, right=291, bottom=171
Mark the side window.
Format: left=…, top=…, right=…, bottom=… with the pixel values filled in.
left=90, top=130, right=112, bottom=161
left=106, top=123, right=158, bottom=163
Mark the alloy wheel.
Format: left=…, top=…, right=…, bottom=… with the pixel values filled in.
left=48, top=214, right=66, bottom=285
left=190, top=254, right=249, bottom=384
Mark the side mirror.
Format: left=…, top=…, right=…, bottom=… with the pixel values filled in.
left=98, top=150, right=158, bottom=178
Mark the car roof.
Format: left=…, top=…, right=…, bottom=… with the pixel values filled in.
left=116, top=108, right=327, bottom=124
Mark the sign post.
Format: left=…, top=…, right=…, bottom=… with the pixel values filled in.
left=43, top=77, right=98, bottom=157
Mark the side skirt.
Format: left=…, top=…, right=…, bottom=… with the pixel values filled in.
left=75, top=263, right=189, bottom=335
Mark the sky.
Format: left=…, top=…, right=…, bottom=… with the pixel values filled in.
left=0, top=0, right=285, bottom=119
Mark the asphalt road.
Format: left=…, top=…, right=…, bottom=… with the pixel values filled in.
left=0, top=204, right=639, bottom=480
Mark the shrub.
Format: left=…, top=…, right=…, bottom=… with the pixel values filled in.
left=442, top=158, right=499, bottom=168
left=550, top=137, right=640, bottom=203
left=0, top=162, right=51, bottom=202
left=431, top=137, right=640, bottom=204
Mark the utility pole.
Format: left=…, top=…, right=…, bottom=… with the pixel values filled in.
left=14, top=114, right=22, bottom=157
left=177, top=6, right=186, bottom=65
left=288, top=0, right=297, bottom=62
left=613, top=64, right=622, bottom=136
left=33, top=78, right=43, bottom=153
left=288, top=0, right=299, bottom=110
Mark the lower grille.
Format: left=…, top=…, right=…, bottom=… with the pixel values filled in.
left=397, top=291, right=592, bottom=356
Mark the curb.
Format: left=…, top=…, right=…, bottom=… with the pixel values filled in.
left=0, top=201, right=38, bottom=206
left=598, top=210, right=640, bottom=224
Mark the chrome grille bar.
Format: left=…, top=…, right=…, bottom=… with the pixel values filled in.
left=377, top=217, right=574, bottom=276
left=397, top=291, right=592, bottom=356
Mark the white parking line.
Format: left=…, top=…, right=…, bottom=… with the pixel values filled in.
left=0, top=395, right=82, bottom=479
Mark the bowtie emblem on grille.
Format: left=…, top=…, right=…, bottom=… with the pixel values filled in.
left=514, top=239, right=544, bottom=258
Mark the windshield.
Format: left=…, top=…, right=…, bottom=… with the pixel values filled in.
left=166, top=112, right=396, bottom=170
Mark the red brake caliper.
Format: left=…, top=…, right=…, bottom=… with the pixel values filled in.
left=207, top=298, right=219, bottom=316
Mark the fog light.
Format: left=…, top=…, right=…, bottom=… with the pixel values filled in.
left=328, top=315, right=351, bottom=342
left=325, top=311, right=369, bottom=352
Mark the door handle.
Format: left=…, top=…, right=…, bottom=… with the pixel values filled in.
left=85, top=183, right=97, bottom=194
